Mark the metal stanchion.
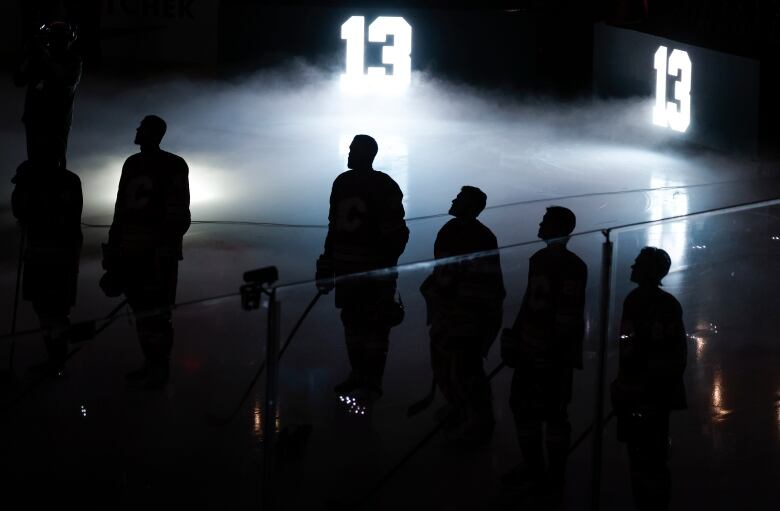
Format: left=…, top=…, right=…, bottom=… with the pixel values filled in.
left=591, top=229, right=613, bottom=511
left=263, top=286, right=280, bottom=510
left=238, top=265, right=280, bottom=511
left=7, top=226, right=27, bottom=373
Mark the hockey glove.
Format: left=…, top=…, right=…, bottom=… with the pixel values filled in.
left=315, top=254, right=335, bottom=294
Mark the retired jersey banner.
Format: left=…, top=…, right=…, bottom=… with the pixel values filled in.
left=593, top=22, right=761, bottom=155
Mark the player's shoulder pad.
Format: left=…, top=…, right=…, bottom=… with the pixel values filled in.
left=374, top=169, right=401, bottom=186
left=62, top=169, right=82, bottom=186
left=658, top=289, right=683, bottom=314
left=161, top=150, right=188, bottom=168
left=567, top=250, right=587, bottom=272
left=126, top=152, right=143, bottom=163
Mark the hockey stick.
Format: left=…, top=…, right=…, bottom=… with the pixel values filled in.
left=68, top=299, right=129, bottom=344
left=346, top=377, right=613, bottom=511
left=6, top=226, right=27, bottom=373
left=1, top=299, right=129, bottom=415
left=568, top=409, right=616, bottom=455
left=205, top=290, right=323, bottom=426
left=332, top=363, right=507, bottom=510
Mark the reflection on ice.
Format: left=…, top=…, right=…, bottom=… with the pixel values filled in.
left=647, top=177, right=689, bottom=271
left=253, top=397, right=263, bottom=440
left=688, top=334, right=705, bottom=362
left=711, top=368, right=733, bottom=423
left=776, top=397, right=780, bottom=440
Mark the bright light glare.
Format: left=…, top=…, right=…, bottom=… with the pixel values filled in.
left=188, top=163, right=222, bottom=204
left=368, top=17, right=412, bottom=88
left=667, top=49, right=692, bottom=132
left=341, top=16, right=365, bottom=84
left=653, top=46, right=692, bottom=133
left=689, top=334, right=705, bottom=362
left=711, top=369, right=733, bottom=423
left=88, top=156, right=223, bottom=215
left=653, top=46, right=668, bottom=128
left=647, top=176, right=689, bottom=272
left=340, top=16, right=412, bottom=94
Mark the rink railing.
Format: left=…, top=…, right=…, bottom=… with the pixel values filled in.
left=3, top=193, right=780, bottom=510
left=248, top=195, right=780, bottom=511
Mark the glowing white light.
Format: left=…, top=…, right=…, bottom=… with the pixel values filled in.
left=689, top=334, right=705, bottom=362
left=252, top=399, right=262, bottom=437
left=368, top=17, right=412, bottom=87
left=653, top=47, right=668, bottom=128
left=340, top=16, right=412, bottom=93
left=341, top=16, right=365, bottom=83
left=647, top=178, right=689, bottom=272
left=653, top=46, right=692, bottom=133
left=712, top=374, right=723, bottom=408
left=87, top=156, right=224, bottom=215
left=711, top=369, right=733, bottom=423
left=187, top=163, right=224, bottom=205
left=667, top=50, right=692, bottom=132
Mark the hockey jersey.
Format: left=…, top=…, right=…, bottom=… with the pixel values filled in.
left=108, top=149, right=190, bottom=259
left=323, top=168, right=408, bottom=273
left=12, top=162, right=83, bottom=267
left=512, top=244, right=587, bottom=369
left=422, top=217, right=505, bottom=340
left=614, top=286, right=687, bottom=410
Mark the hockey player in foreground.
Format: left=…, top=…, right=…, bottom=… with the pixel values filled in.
left=420, top=186, right=505, bottom=445
left=316, top=134, right=409, bottom=404
left=611, top=247, right=687, bottom=511
left=501, top=206, right=587, bottom=499
left=12, top=157, right=83, bottom=373
left=100, top=115, right=191, bottom=390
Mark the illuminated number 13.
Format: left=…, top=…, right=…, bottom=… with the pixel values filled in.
left=341, top=16, right=412, bottom=89
left=653, top=46, right=692, bottom=133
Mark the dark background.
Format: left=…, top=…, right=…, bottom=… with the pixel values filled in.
left=7, top=1, right=780, bottom=151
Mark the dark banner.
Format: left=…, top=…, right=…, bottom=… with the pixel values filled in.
left=593, top=22, right=760, bottom=155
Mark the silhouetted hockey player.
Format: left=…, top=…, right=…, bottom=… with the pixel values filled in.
left=501, top=206, right=587, bottom=497
left=100, top=115, right=190, bottom=390
left=14, top=21, right=81, bottom=167
left=611, top=247, right=687, bottom=511
left=316, top=134, right=409, bottom=402
left=420, top=186, right=505, bottom=445
left=11, top=158, right=83, bottom=372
